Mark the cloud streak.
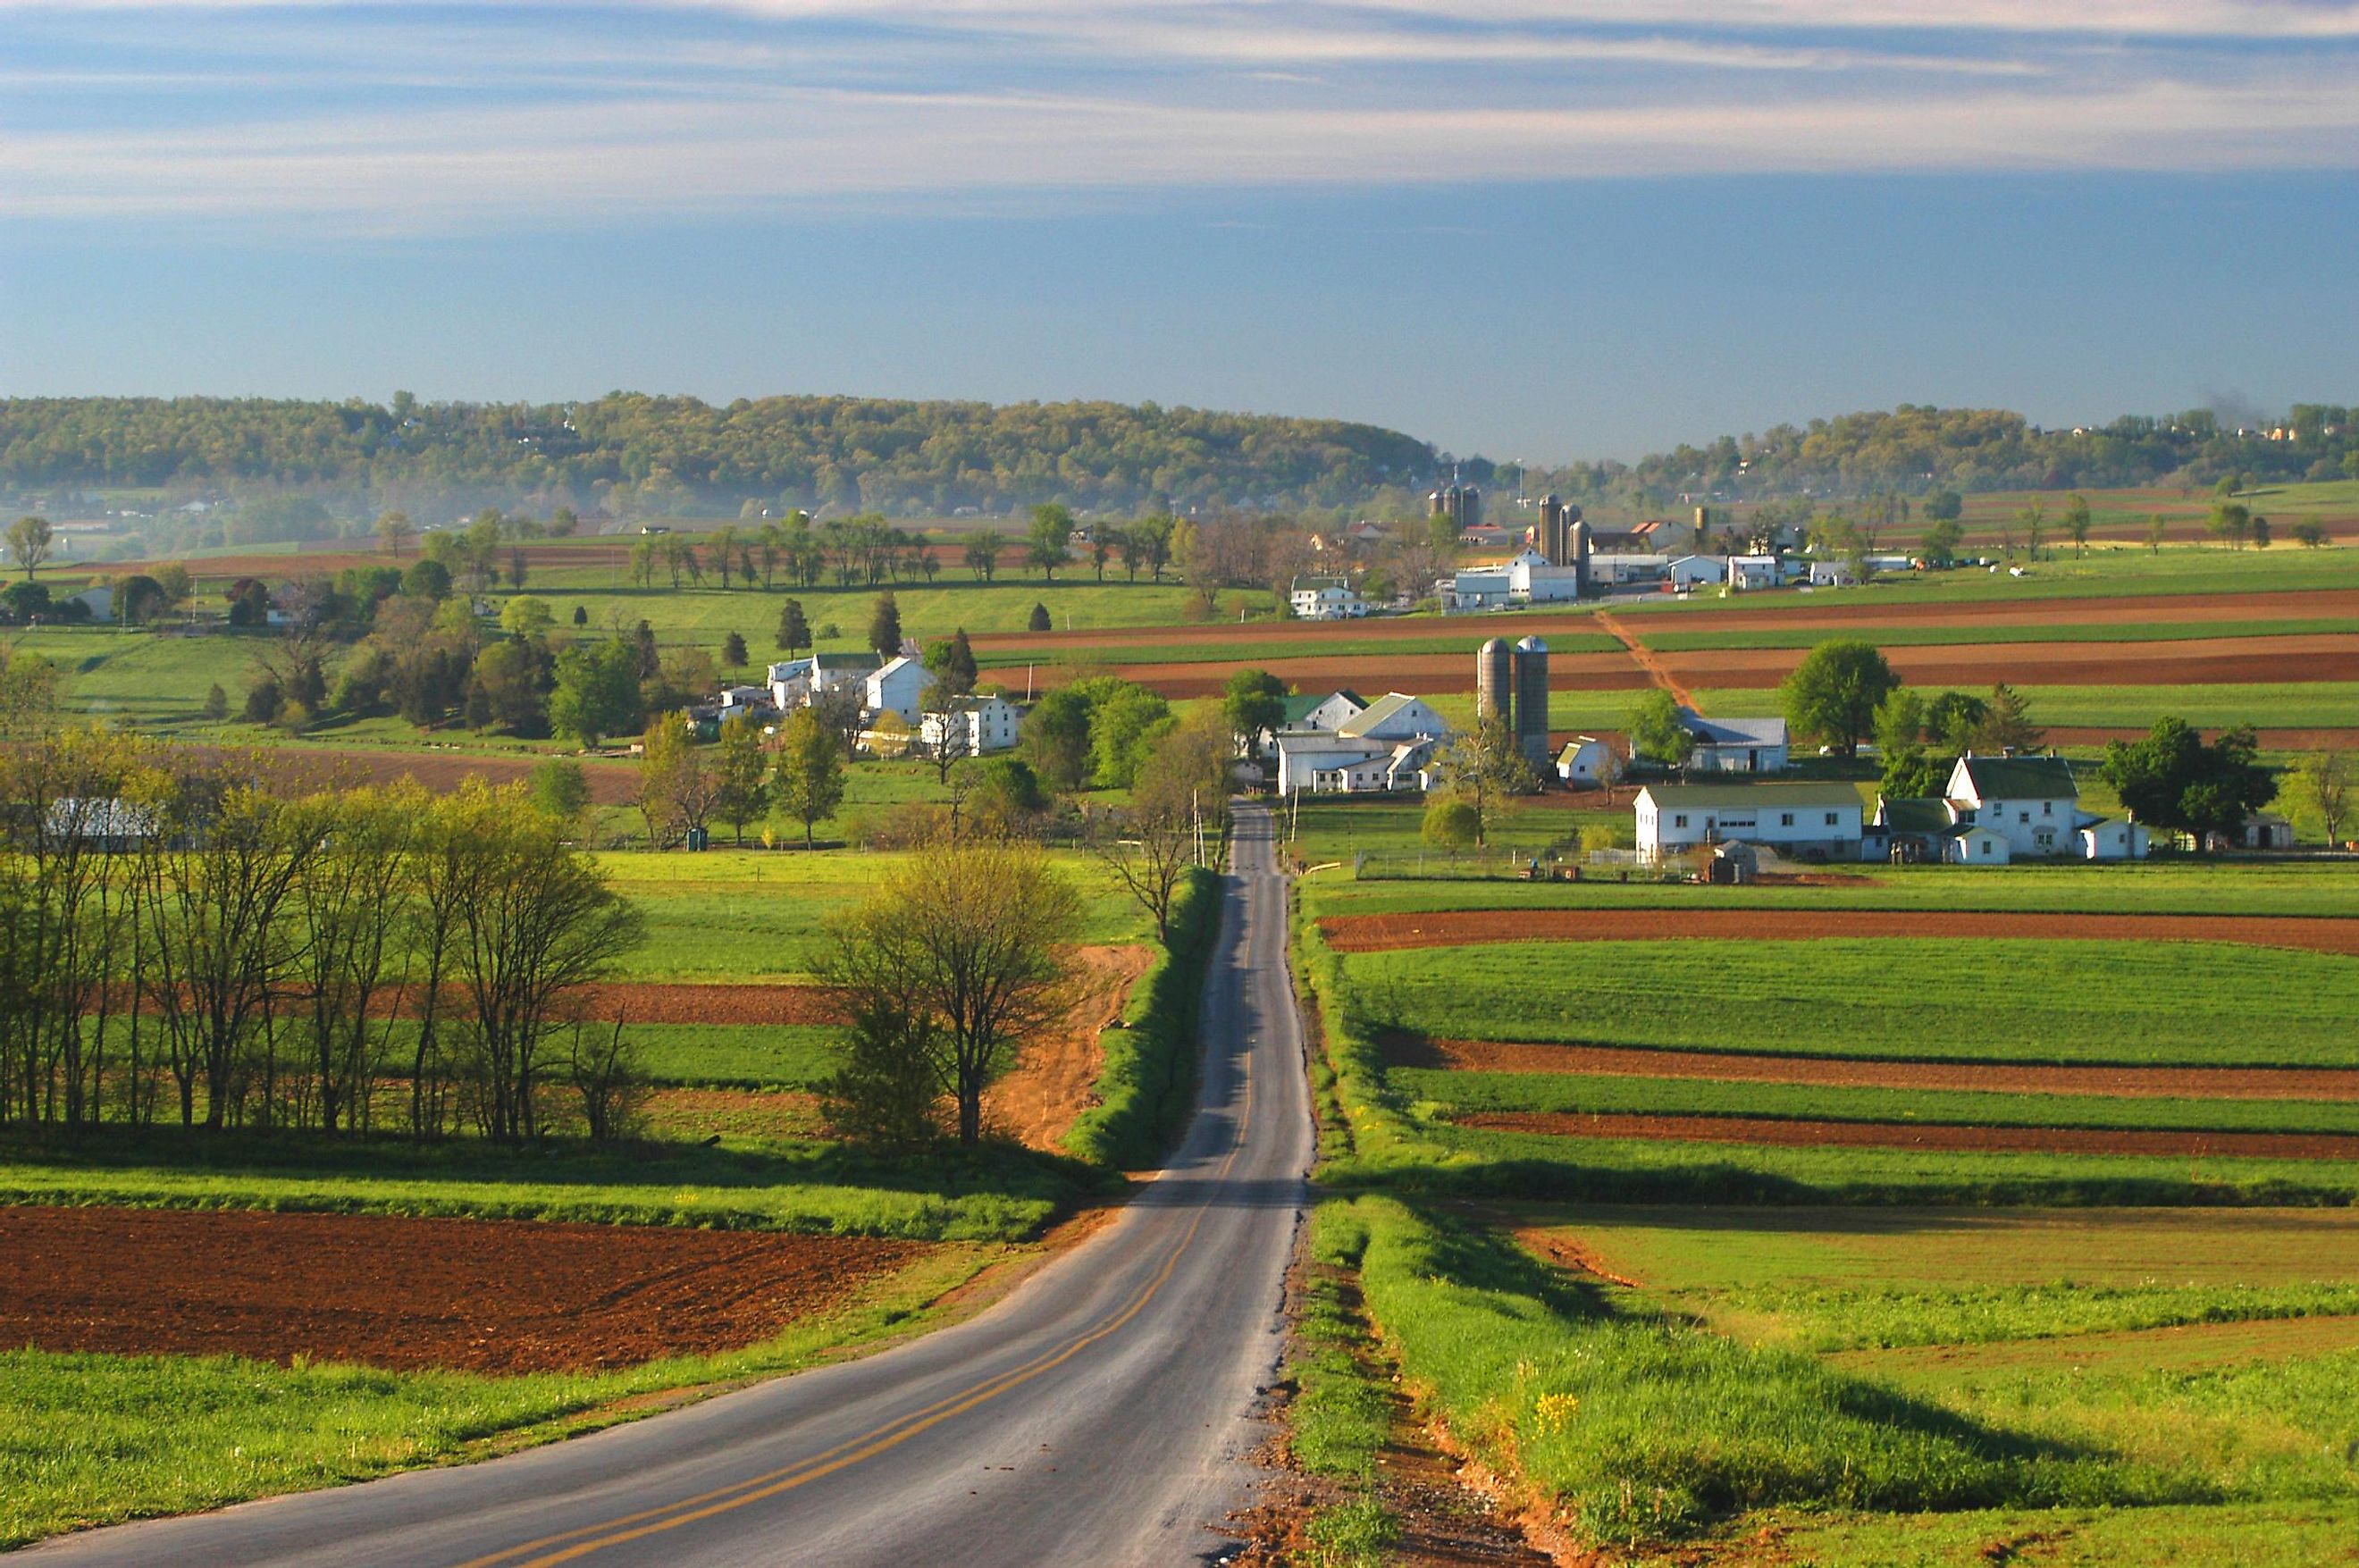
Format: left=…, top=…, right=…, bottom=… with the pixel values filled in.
left=2, top=0, right=2355, bottom=231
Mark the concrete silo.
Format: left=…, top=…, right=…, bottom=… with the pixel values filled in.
left=1512, top=635, right=1550, bottom=767
left=1475, top=637, right=1515, bottom=729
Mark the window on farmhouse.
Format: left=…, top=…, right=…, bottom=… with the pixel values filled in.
left=1674, top=814, right=1689, bottom=828
left=1825, top=812, right=1838, bottom=826
left=1780, top=812, right=1794, bottom=826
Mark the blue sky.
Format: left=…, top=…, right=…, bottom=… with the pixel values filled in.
left=3, top=2, right=2356, bottom=461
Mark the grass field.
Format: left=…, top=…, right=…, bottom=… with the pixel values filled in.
left=1342, top=937, right=2359, bottom=1068
left=1292, top=826, right=2359, bottom=1555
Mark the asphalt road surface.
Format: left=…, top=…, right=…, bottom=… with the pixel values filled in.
left=30, top=803, right=1314, bottom=1568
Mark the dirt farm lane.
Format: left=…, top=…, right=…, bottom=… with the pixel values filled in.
left=27, top=806, right=1315, bottom=1568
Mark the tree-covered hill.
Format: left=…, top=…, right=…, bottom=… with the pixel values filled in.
left=1521, top=403, right=2359, bottom=506
left=0, top=392, right=1436, bottom=518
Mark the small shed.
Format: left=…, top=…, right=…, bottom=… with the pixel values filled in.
left=1556, top=735, right=1609, bottom=786
left=1944, top=825, right=2011, bottom=865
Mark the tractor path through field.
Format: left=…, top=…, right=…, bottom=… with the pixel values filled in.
left=1594, top=610, right=1696, bottom=709
left=1389, top=1036, right=2359, bottom=1102
left=0, top=1207, right=924, bottom=1373
left=1321, top=907, right=2359, bottom=958
left=1460, top=1111, right=2359, bottom=1161
left=29, top=802, right=1315, bottom=1568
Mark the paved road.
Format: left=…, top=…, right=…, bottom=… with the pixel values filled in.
left=31, top=804, right=1314, bottom=1568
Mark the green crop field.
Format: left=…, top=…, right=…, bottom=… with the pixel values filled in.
left=1638, top=618, right=2355, bottom=654
left=1399, top=1068, right=2359, bottom=1137
left=1340, top=937, right=2359, bottom=1068
left=1295, top=825, right=2359, bottom=1557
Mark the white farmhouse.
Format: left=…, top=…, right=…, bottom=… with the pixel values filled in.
left=1666, top=555, right=1728, bottom=591
left=1289, top=575, right=1367, bottom=620
left=1634, top=782, right=1866, bottom=863
left=1272, top=692, right=1452, bottom=796
left=1944, top=753, right=2084, bottom=859
left=920, top=693, right=1022, bottom=754
left=1279, top=690, right=1369, bottom=734
left=767, top=652, right=879, bottom=709
left=864, top=655, right=929, bottom=724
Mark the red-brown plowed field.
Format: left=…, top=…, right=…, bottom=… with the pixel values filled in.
left=1101, top=650, right=1647, bottom=700
left=0, top=1206, right=926, bottom=1371
left=2044, top=725, right=2359, bottom=750
left=1656, top=633, right=2359, bottom=691
left=1389, top=1036, right=2359, bottom=1102
left=1459, top=1111, right=2359, bottom=1161
left=188, top=745, right=642, bottom=805
left=1617, top=586, right=2359, bottom=634
left=575, top=982, right=846, bottom=1025
left=967, top=609, right=1611, bottom=653
left=1319, top=907, right=2359, bottom=957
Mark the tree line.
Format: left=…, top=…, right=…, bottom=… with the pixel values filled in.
left=0, top=392, right=1436, bottom=517
left=0, top=731, right=643, bottom=1142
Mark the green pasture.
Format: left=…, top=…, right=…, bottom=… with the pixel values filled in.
left=971, top=628, right=1625, bottom=667
left=600, top=847, right=1153, bottom=979
left=1401, top=1069, right=2359, bottom=1138
left=622, top=1025, right=840, bottom=1089
left=1343, top=937, right=2359, bottom=1069
left=0, top=1129, right=1071, bottom=1241
left=1639, top=617, right=2354, bottom=654
left=509, top=577, right=1202, bottom=647
left=1683, top=680, right=2359, bottom=729
left=1305, top=859, right=2359, bottom=920
left=1643, top=1499, right=2359, bottom=1568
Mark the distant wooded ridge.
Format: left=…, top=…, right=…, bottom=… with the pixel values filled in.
left=3, top=393, right=2352, bottom=522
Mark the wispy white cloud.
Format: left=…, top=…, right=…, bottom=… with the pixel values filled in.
left=8, top=72, right=2358, bottom=231
left=1, top=0, right=2354, bottom=231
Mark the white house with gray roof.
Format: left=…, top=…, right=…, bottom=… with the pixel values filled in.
left=1634, top=781, right=1865, bottom=863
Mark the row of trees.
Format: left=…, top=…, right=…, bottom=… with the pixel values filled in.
left=0, top=733, right=643, bottom=1141
left=0, top=393, right=1433, bottom=516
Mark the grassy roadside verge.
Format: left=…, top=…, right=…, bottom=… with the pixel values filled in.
left=1065, top=867, right=1221, bottom=1170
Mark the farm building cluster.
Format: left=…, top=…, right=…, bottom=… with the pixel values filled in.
left=1634, top=752, right=2153, bottom=867
left=690, top=646, right=1025, bottom=756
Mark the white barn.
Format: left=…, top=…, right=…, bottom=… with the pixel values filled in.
left=1634, top=782, right=1866, bottom=863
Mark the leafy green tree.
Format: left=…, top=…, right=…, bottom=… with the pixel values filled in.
left=1918, top=518, right=1963, bottom=564
left=1028, top=602, right=1052, bottom=633
left=1019, top=683, right=1096, bottom=792
left=1879, top=746, right=1948, bottom=800
left=1977, top=683, right=2043, bottom=753
left=965, top=530, right=1002, bottom=582
left=1925, top=690, right=1990, bottom=755
left=113, top=574, right=167, bottom=626
left=771, top=706, right=845, bottom=848
left=6, top=516, right=53, bottom=580
left=2252, top=514, right=2271, bottom=549
left=713, top=712, right=768, bottom=844
left=499, top=596, right=553, bottom=640
left=1221, top=667, right=1288, bottom=756
left=721, top=630, right=749, bottom=669
left=1921, top=490, right=1962, bottom=521
left=2288, top=750, right=2349, bottom=845
left=2062, top=492, right=2093, bottom=557
left=2100, top=718, right=2275, bottom=846
left=1779, top=639, right=1898, bottom=759
left=1436, top=714, right=1539, bottom=846
left=868, top=591, right=902, bottom=659
left=1624, top=689, right=1694, bottom=772
left=1872, top=689, right=1925, bottom=757
left=404, top=559, right=452, bottom=600
left=818, top=996, right=944, bottom=1149
left=548, top=638, right=642, bottom=748
left=2147, top=514, right=2169, bottom=554
left=777, top=597, right=810, bottom=654
left=1421, top=794, right=1482, bottom=851
left=529, top=759, right=593, bottom=827
left=1027, top=504, right=1072, bottom=580
left=1088, top=683, right=1172, bottom=789
left=2289, top=519, right=2328, bottom=548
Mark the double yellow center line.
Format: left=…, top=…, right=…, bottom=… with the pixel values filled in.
left=450, top=1064, right=1256, bottom=1568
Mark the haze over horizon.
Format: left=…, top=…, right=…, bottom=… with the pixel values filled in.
left=3, top=2, right=2357, bottom=462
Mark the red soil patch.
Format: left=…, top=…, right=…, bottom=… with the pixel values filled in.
left=0, top=1205, right=925, bottom=1372
left=1657, top=633, right=2359, bottom=691
left=1460, top=1111, right=2359, bottom=1162
left=1392, top=1036, right=2359, bottom=1103
left=2045, top=725, right=2359, bottom=750
left=1103, top=650, right=1646, bottom=700
left=1319, top=907, right=2359, bottom=958
left=984, top=943, right=1156, bottom=1153
left=575, top=982, right=846, bottom=1026
left=1616, top=586, right=2359, bottom=635
left=187, top=744, right=642, bottom=805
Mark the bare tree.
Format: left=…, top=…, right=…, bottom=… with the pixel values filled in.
left=288, top=786, right=418, bottom=1134
left=827, top=841, right=1079, bottom=1145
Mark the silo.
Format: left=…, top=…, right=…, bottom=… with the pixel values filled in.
left=1570, top=519, right=1593, bottom=594
left=1460, top=485, right=1483, bottom=532
left=1512, top=636, right=1550, bottom=766
left=1475, top=637, right=1514, bottom=729
left=1539, top=494, right=1566, bottom=563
